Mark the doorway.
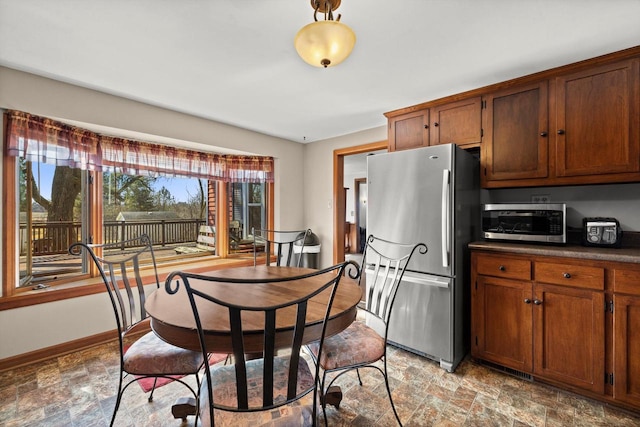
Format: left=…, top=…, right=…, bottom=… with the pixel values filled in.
left=353, top=177, right=367, bottom=253
left=332, top=141, right=387, bottom=264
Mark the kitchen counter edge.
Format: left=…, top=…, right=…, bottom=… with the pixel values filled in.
left=468, top=241, right=640, bottom=264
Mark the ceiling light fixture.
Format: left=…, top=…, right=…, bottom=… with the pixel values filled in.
left=294, top=0, right=356, bottom=68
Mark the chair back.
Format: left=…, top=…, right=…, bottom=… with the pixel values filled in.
left=252, top=228, right=311, bottom=267
left=69, top=234, right=160, bottom=336
left=359, top=235, right=428, bottom=337
left=165, top=262, right=354, bottom=423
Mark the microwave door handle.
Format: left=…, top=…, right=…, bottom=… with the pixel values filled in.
left=441, top=169, right=450, bottom=268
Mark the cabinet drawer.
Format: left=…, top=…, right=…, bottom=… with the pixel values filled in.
left=614, top=269, right=640, bottom=296
left=476, top=254, right=531, bottom=280
left=535, top=262, right=604, bottom=290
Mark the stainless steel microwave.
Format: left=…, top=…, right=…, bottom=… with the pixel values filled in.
left=481, top=203, right=567, bottom=244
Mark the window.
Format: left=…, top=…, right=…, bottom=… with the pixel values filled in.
left=103, top=172, right=210, bottom=253
left=3, top=110, right=274, bottom=299
left=229, top=182, right=266, bottom=253
left=19, top=161, right=87, bottom=286
left=14, top=160, right=222, bottom=290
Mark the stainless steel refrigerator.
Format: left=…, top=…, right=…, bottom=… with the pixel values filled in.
left=366, top=143, right=479, bottom=372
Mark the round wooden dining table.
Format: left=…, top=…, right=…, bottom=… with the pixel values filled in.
left=146, top=265, right=363, bottom=354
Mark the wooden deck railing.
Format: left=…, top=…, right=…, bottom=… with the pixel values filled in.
left=20, top=219, right=206, bottom=255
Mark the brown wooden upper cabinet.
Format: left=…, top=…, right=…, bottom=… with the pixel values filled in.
left=429, top=97, right=482, bottom=148
left=386, top=97, right=481, bottom=152
left=385, top=47, right=640, bottom=187
left=482, top=82, right=549, bottom=185
left=482, top=58, right=640, bottom=188
left=387, top=109, right=429, bottom=151
left=555, top=59, right=640, bottom=180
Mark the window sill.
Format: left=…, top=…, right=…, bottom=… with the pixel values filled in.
left=0, top=255, right=255, bottom=311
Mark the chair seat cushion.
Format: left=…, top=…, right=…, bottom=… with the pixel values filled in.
left=199, top=355, right=316, bottom=426
left=123, top=331, right=204, bottom=375
left=308, top=320, right=385, bottom=370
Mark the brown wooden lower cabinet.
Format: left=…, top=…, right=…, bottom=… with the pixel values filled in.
left=473, top=275, right=533, bottom=372
left=614, top=294, right=640, bottom=407
left=471, top=250, right=640, bottom=412
left=533, top=283, right=605, bottom=394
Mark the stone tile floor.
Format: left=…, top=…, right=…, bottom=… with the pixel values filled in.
left=1, top=341, right=639, bottom=426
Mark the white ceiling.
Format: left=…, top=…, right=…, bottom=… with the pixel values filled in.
left=1, top=0, right=639, bottom=145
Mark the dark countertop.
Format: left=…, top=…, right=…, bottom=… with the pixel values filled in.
left=468, top=239, right=640, bottom=264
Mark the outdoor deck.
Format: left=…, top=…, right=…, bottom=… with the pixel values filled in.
left=18, top=218, right=266, bottom=286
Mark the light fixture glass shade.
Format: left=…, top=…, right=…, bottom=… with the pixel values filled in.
left=294, top=20, right=356, bottom=68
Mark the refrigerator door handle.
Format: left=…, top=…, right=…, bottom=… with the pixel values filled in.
left=441, top=169, right=450, bottom=267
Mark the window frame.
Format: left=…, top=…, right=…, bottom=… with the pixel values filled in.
left=230, top=182, right=267, bottom=240
left=1, top=148, right=275, bottom=310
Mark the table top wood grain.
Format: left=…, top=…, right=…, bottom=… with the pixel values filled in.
left=146, top=265, right=362, bottom=353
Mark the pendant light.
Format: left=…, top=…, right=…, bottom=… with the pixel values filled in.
left=294, top=0, right=356, bottom=68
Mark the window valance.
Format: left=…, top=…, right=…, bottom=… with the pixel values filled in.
left=5, top=110, right=274, bottom=183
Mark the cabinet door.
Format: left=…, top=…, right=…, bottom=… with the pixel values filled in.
left=429, top=97, right=482, bottom=148
left=472, top=275, right=533, bottom=372
left=482, top=82, right=549, bottom=184
left=533, top=283, right=605, bottom=393
left=388, top=109, right=429, bottom=152
left=613, top=294, right=640, bottom=407
left=555, top=59, right=640, bottom=178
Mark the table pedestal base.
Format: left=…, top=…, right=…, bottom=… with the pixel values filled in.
left=170, top=387, right=344, bottom=419
left=171, top=397, right=197, bottom=421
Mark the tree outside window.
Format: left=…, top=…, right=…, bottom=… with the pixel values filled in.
left=18, top=162, right=221, bottom=287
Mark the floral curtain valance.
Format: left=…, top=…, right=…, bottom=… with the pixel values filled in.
left=5, top=110, right=274, bottom=183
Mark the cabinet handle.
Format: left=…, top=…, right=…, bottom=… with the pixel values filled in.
left=433, top=122, right=439, bottom=127
left=557, top=129, right=565, bottom=135
left=563, top=272, right=571, bottom=279
left=524, top=298, right=531, bottom=304
left=424, top=124, right=429, bottom=129
left=498, top=265, right=506, bottom=271
left=540, top=131, right=548, bottom=137
left=533, top=299, right=543, bottom=305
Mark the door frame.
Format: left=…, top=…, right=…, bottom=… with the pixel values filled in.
left=333, top=140, right=387, bottom=264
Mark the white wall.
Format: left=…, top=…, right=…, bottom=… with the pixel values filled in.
left=304, top=127, right=387, bottom=268
left=0, top=66, right=306, bottom=359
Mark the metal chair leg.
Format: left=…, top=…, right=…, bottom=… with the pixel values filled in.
left=110, top=377, right=124, bottom=427
left=383, top=360, right=402, bottom=426
left=148, top=377, right=158, bottom=402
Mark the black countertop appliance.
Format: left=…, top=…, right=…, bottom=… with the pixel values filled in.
left=583, top=217, right=623, bottom=248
